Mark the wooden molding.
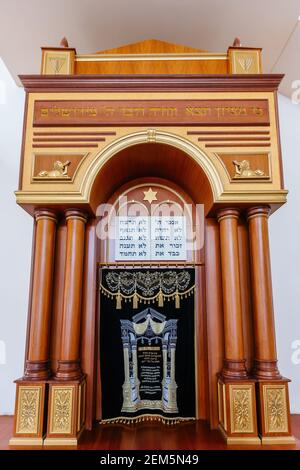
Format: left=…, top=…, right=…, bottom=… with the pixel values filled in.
left=19, top=74, right=284, bottom=93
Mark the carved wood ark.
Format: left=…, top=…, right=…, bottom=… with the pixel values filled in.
left=9, top=38, right=294, bottom=447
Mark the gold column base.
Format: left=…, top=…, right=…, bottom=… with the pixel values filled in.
left=217, top=377, right=259, bottom=444
left=45, top=377, right=86, bottom=445
left=261, top=435, right=296, bottom=445
left=219, top=426, right=261, bottom=445
left=257, top=379, right=294, bottom=443
left=9, top=437, right=44, bottom=447
left=44, top=425, right=85, bottom=447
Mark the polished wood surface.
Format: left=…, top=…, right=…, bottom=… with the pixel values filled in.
left=205, top=219, right=224, bottom=429
left=25, top=210, right=57, bottom=380
left=1, top=415, right=300, bottom=450
left=81, top=220, right=98, bottom=430
left=195, top=266, right=209, bottom=420
left=75, top=39, right=228, bottom=75
left=97, top=39, right=206, bottom=55
left=238, top=221, right=254, bottom=372
left=19, top=74, right=284, bottom=93
left=90, top=143, right=213, bottom=213
left=33, top=99, right=269, bottom=127
left=50, top=222, right=66, bottom=373
left=55, top=210, right=87, bottom=380
left=247, top=206, right=280, bottom=379
left=217, top=208, right=247, bottom=379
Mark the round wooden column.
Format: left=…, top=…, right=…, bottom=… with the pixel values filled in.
left=56, top=209, right=87, bottom=380
left=217, top=208, right=247, bottom=379
left=247, top=206, right=281, bottom=379
left=25, top=209, right=57, bottom=380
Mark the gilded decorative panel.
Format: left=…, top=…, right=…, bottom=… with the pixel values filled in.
left=229, top=384, right=254, bottom=434
left=41, top=50, right=75, bottom=75
left=228, top=49, right=262, bottom=74
left=16, top=386, right=41, bottom=434
left=263, top=384, right=289, bottom=433
left=49, top=386, right=75, bottom=434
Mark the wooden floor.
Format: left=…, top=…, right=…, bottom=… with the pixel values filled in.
left=2, top=415, right=300, bottom=450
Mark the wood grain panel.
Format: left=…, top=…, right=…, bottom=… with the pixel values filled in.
left=205, top=219, right=224, bottom=429
left=96, top=39, right=206, bottom=55
left=75, top=59, right=228, bottom=76
left=77, top=39, right=226, bottom=75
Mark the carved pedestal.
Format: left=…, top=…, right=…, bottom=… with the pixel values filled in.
left=9, top=380, right=47, bottom=446
left=256, top=379, right=295, bottom=444
left=218, top=377, right=260, bottom=445
left=44, top=377, right=86, bottom=446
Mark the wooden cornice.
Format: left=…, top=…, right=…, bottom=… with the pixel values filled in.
left=19, top=74, right=284, bottom=93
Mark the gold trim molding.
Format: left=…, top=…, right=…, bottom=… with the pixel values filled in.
left=16, top=125, right=287, bottom=208
left=76, top=52, right=227, bottom=62
left=43, top=437, right=78, bottom=446
left=9, top=437, right=44, bottom=446
left=261, top=436, right=296, bottom=445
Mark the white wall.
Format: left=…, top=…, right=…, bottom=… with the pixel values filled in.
left=269, top=93, right=300, bottom=414
left=0, top=60, right=299, bottom=414
left=0, top=58, right=32, bottom=414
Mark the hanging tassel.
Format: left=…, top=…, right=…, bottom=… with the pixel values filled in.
left=175, top=291, right=180, bottom=309
left=116, top=292, right=122, bottom=310
left=158, top=289, right=164, bottom=307
left=133, top=292, right=139, bottom=309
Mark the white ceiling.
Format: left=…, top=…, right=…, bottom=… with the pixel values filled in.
left=0, top=0, right=299, bottom=96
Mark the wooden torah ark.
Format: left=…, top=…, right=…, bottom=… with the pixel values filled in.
left=9, top=38, right=294, bottom=447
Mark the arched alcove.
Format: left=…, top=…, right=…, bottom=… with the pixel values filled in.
left=84, top=130, right=222, bottom=214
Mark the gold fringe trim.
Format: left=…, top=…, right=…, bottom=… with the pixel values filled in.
left=99, top=415, right=195, bottom=426
left=100, top=284, right=195, bottom=310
